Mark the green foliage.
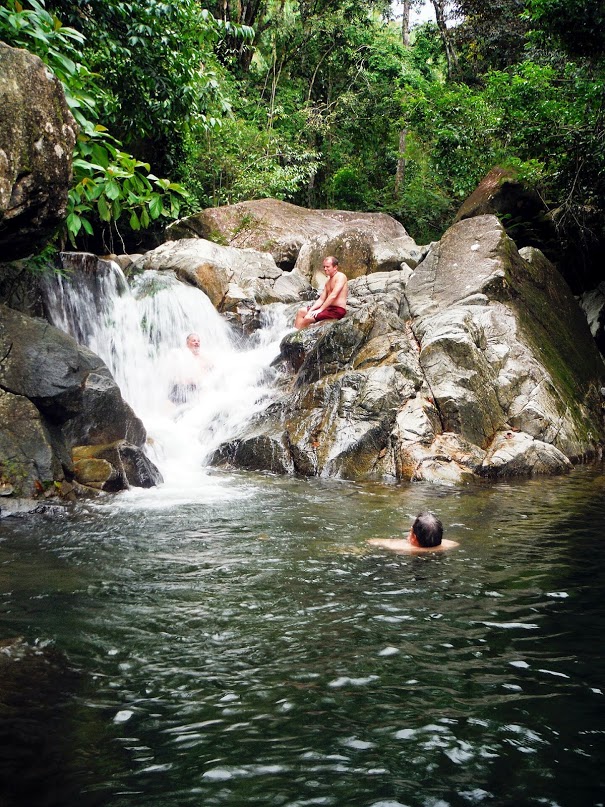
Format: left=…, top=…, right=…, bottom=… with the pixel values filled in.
left=409, top=22, right=448, bottom=78
left=48, top=0, right=249, bottom=171
left=68, top=133, right=189, bottom=244
left=182, top=108, right=319, bottom=207
left=453, top=0, right=528, bottom=74
left=400, top=78, right=502, bottom=200
left=329, top=166, right=372, bottom=210
left=525, top=0, right=605, bottom=60
left=394, top=134, right=455, bottom=243
left=485, top=59, right=605, bottom=211
left=0, top=0, right=97, bottom=128
left=0, top=0, right=191, bottom=247
left=2, top=0, right=605, bottom=264
left=28, top=245, right=63, bottom=276
left=0, top=458, right=29, bottom=497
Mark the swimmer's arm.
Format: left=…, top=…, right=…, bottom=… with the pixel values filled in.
left=368, top=538, right=411, bottom=552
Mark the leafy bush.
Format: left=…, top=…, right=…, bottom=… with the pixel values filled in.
left=0, top=0, right=192, bottom=248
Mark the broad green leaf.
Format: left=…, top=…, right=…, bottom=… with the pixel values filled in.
left=148, top=195, right=163, bottom=219
left=105, top=180, right=121, bottom=200
left=81, top=217, right=94, bottom=235
left=73, top=159, right=106, bottom=172
left=97, top=195, right=111, bottom=222
left=66, top=212, right=81, bottom=236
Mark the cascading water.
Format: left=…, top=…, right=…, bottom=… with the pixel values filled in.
left=42, top=259, right=292, bottom=493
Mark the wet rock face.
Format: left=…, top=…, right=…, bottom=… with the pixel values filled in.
left=217, top=302, right=427, bottom=482
left=166, top=198, right=428, bottom=285
left=0, top=304, right=158, bottom=497
left=0, top=260, right=46, bottom=317
left=406, top=217, right=605, bottom=459
left=72, top=442, right=163, bottom=491
left=213, top=215, right=605, bottom=483
left=0, top=44, right=77, bottom=260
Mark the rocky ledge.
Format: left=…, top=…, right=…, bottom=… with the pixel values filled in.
left=212, top=215, right=605, bottom=483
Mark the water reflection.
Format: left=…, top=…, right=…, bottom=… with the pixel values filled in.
left=0, top=466, right=604, bottom=806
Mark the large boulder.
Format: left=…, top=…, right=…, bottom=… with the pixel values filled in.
left=347, top=268, right=414, bottom=320
left=454, top=166, right=557, bottom=258
left=0, top=304, right=160, bottom=498
left=406, top=216, right=604, bottom=461
left=212, top=215, right=605, bottom=482
left=131, top=237, right=312, bottom=310
left=216, top=302, right=426, bottom=482
left=0, top=44, right=77, bottom=260
left=293, top=228, right=425, bottom=289
left=167, top=198, right=338, bottom=269
left=0, top=305, right=145, bottom=444
left=72, top=442, right=163, bottom=491
left=166, top=199, right=427, bottom=286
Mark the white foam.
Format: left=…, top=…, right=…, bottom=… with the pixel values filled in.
left=44, top=263, right=292, bottom=502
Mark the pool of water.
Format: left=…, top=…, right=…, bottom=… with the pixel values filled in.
left=1, top=465, right=604, bottom=807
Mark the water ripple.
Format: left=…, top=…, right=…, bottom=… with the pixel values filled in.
left=0, top=466, right=604, bottom=806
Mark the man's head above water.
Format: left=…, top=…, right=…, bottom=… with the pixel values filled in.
left=410, top=512, right=443, bottom=548
left=368, top=511, right=456, bottom=554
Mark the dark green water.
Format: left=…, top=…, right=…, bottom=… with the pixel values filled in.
left=1, top=466, right=604, bottom=807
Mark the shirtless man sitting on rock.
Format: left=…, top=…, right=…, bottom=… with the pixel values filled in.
left=295, top=256, right=348, bottom=330
left=369, top=512, right=459, bottom=554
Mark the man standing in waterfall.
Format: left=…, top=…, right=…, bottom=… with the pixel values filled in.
left=168, top=332, right=211, bottom=405
left=294, top=256, right=348, bottom=329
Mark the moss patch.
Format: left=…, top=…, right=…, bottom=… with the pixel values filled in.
left=502, top=239, right=605, bottom=443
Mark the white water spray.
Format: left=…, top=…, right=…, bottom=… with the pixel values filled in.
left=43, top=260, right=292, bottom=492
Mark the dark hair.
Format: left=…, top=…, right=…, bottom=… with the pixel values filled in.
left=325, top=255, right=339, bottom=266
left=412, top=512, right=443, bottom=547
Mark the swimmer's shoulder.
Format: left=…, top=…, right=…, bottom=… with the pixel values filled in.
left=368, top=537, right=459, bottom=554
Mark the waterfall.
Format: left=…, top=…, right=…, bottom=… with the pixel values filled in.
left=42, top=258, right=292, bottom=490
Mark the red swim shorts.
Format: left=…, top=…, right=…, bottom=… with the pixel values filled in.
left=315, top=306, right=346, bottom=322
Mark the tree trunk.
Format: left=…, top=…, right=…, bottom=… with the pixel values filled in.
left=401, top=0, right=411, bottom=47
left=395, top=129, right=407, bottom=194
left=431, top=0, right=459, bottom=79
